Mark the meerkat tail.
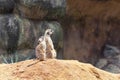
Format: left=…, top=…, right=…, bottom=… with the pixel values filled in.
left=27, top=60, right=40, bottom=67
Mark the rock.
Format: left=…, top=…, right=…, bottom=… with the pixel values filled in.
left=0, top=14, right=19, bottom=54
left=95, top=58, right=108, bottom=68
left=0, top=59, right=119, bottom=80
left=14, top=49, right=35, bottom=62
left=0, top=0, right=15, bottom=13
left=0, top=15, right=8, bottom=50
left=104, top=64, right=120, bottom=73
left=96, top=54, right=120, bottom=73
left=111, top=55, right=120, bottom=67
left=15, top=0, right=66, bottom=19
left=62, top=0, right=120, bottom=64
left=16, top=16, right=35, bottom=49
left=0, top=14, right=35, bottom=54
left=103, top=45, right=120, bottom=58
left=67, top=0, right=120, bottom=20
left=114, top=55, right=120, bottom=63
left=62, top=19, right=107, bottom=64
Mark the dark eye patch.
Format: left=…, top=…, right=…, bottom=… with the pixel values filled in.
left=37, top=41, right=40, bottom=44
left=47, top=32, right=49, bottom=35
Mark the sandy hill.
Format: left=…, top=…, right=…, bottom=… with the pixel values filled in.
left=0, top=59, right=119, bottom=80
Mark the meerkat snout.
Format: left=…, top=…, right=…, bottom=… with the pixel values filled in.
left=46, top=29, right=54, bottom=35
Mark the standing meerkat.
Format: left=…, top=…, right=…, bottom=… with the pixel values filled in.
left=44, top=29, right=57, bottom=58
left=35, top=36, right=46, bottom=61
left=28, top=36, right=46, bottom=66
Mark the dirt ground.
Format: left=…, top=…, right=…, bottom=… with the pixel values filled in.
left=0, top=59, right=119, bottom=80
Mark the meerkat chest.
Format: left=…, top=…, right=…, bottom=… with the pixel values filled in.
left=41, top=41, right=46, bottom=49
left=37, top=41, right=46, bottom=50
left=45, top=37, right=53, bottom=48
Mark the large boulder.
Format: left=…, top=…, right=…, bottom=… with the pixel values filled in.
left=0, top=14, right=35, bottom=54
left=0, top=0, right=15, bottom=13
left=15, top=0, right=66, bottom=19
left=0, top=14, right=19, bottom=54
left=95, top=45, right=120, bottom=73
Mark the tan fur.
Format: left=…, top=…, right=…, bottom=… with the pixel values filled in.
left=45, top=29, right=57, bottom=58
left=35, top=36, right=46, bottom=61
left=35, top=29, right=57, bottom=60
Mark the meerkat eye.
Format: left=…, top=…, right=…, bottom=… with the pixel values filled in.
left=47, top=31, right=49, bottom=34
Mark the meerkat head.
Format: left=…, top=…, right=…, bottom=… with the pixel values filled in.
left=45, top=29, right=54, bottom=36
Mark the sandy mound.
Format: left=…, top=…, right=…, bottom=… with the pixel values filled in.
left=0, top=59, right=119, bottom=80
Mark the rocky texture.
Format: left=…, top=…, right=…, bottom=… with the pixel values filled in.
left=61, top=0, right=120, bottom=65
left=0, top=14, right=19, bottom=54
left=96, top=59, right=108, bottom=69
left=103, top=45, right=120, bottom=58
left=104, top=64, right=120, bottom=73
left=0, top=14, right=63, bottom=62
left=15, top=0, right=66, bottom=19
left=0, top=59, right=119, bottom=80
left=96, top=45, right=120, bottom=73
left=62, top=19, right=107, bottom=64
left=0, top=14, right=33, bottom=54
left=0, top=0, right=15, bottom=13
left=0, top=15, right=62, bottom=50
left=67, top=0, right=120, bottom=20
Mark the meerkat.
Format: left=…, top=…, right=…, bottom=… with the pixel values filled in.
left=44, top=29, right=57, bottom=59
left=35, top=36, right=46, bottom=61
left=28, top=36, right=46, bottom=66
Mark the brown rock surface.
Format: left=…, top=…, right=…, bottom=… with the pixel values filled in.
left=15, top=0, right=66, bottom=19
left=0, top=59, right=119, bottom=80
left=62, top=0, right=120, bottom=64
left=67, top=0, right=120, bottom=19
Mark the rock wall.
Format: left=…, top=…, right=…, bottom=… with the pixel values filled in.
left=63, top=0, right=120, bottom=73
left=15, top=0, right=66, bottom=19
left=0, top=0, right=65, bottom=62
left=64, top=0, right=120, bottom=64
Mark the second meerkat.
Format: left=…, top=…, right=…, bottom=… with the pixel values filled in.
left=44, top=29, right=57, bottom=58
left=35, top=36, right=46, bottom=61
